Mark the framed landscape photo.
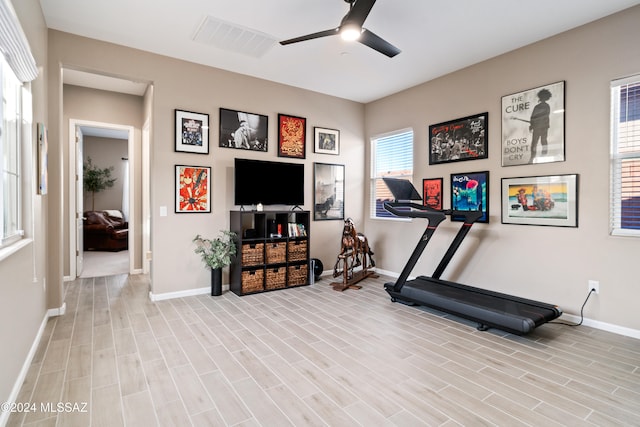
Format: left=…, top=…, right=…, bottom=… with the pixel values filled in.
left=450, top=171, right=489, bottom=223
left=501, top=174, right=578, bottom=227
left=314, top=127, right=340, bottom=155
left=175, top=109, right=209, bottom=154
left=314, top=162, right=344, bottom=221
left=175, top=165, right=211, bottom=213
left=501, top=81, right=565, bottom=166
left=219, top=108, right=268, bottom=152
left=429, top=112, right=488, bottom=165
left=423, top=178, right=443, bottom=210
left=278, top=114, right=306, bottom=158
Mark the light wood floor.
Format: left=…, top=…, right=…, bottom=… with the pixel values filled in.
left=7, top=273, right=640, bottom=426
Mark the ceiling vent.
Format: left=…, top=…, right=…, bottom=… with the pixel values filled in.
left=192, top=15, right=277, bottom=58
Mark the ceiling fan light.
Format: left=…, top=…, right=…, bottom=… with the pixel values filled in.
left=340, top=24, right=361, bottom=41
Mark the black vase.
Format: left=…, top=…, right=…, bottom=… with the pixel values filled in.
left=211, top=268, right=222, bottom=296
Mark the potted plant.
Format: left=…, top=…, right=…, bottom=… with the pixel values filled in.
left=193, top=231, right=238, bottom=296
left=84, top=157, right=117, bottom=211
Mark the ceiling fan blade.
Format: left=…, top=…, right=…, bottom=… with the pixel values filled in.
left=280, top=28, right=339, bottom=45
left=342, top=0, right=377, bottom=27
left=358, top=29, right=401, bottom=57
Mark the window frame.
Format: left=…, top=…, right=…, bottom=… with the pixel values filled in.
left=610, top=75, right=640, bottom=237
left=370, top=128, right=414, bottom=221
left=1, top=56, right=25, bottom=249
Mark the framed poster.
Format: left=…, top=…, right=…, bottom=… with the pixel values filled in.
left=175, top=165, right=211, bottom=213
left=175, top=109, right=209, bottom=154
left=219, top=108, right=268, bottom=152
left=314, top=127, right=340, bottom=155
left=429, top=112, right=488, bottom=165
left=501, top=81, right=565, bottom=166
left=278, top=114, right=306, bottom=158
left=37, top=122, right=48, bottom=195
left=314, top=162, right=344, bottom=221
left=423, top=178, right=443, bottom=210
left=451, top=171, right=489, bottom=223
left=501, top=174, right=578, bottom=227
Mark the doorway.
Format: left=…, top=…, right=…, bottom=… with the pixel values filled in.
left=69, top=120, right=135, bottom=279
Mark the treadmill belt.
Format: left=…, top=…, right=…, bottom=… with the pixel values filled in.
left=399, top=276, right=561, bottom=334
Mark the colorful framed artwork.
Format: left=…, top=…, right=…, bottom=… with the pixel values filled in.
left=429, top=112, right=488, bottom=165
left=450, top=171, right=489, bottom=223
left=314, top=162, right=345, bottom=221
left=37, top=122, right=48, bottom=195
left=501, top=81, right=565, bottom=166
left=175, top=165, right=211, bottom=213
left=219, top=108, right=268, bottom=152
left=422, top=178, right=443, bottom=210
left=314, top=127, right=340, bottom=155
left=278, top=114, right=306, bottom=158
left=175, top=109, right=209, bottom=154
left=501, top=174, right=578, bottom=227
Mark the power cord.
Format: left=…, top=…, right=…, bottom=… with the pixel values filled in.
left=550, top=288, right=596, bottom=327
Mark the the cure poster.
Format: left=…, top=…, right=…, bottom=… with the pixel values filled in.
left=501, top=81, right=565, bottom=166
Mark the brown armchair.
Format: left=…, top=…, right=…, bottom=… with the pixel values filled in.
left=83, top=210, right=128, bottom=251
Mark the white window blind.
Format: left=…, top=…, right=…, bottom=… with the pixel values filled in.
left=610, top=75, right=640, bottom=236
left=370, top=129, right=413, bottom=219
left=1, top=56, right=23, bottom=246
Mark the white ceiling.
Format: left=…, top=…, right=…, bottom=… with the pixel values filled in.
left=41, top=0, right=640, bottom=103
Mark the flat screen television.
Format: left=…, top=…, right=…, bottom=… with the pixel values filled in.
left=234, top=158, right=304, bottom=207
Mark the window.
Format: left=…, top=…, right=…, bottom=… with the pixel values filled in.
left=1, top=56, right=24, bottom=247
left=610, top=75, right=640, bottom=236
left=370, top=128, right=414, bottom=219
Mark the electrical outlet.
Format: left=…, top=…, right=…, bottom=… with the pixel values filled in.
left=588, top=280, right=599, bottom=294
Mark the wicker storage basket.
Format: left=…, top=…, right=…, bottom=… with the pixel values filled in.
left=265, top=267, right=287, bottom=290
left=288, top=264, right=308, bottom=287
left=287, top=240, right=307, bottom=262
left=241, top=243, right=264, bottom=266
left=242, top=269, right=264, bottom=293
left=266, top=242, right=286, bottom=264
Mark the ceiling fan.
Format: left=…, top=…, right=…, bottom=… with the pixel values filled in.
left=279, top=0, right=401, bottom=58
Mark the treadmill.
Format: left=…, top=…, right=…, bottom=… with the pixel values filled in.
left=381, top=178, right=562, bottom=335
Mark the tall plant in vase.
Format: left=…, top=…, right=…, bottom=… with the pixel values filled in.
left=83, top=157, right=117, bottom=211
left=193, top=231, right=237, bottom=296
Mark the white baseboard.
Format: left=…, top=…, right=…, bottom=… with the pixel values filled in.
left=560, top=313, right=640, bottom=339
left=149, top=284, right=230, bottom=302
left=47, top=302, right=66, bottom=317
left=374, top=270, right=640, bottom=340
left=1, top=302, right=66, bottom=427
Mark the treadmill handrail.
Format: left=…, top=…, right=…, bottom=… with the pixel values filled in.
left=383, top=201, right=483, bottom=224
left=383, top=201, right=446, bottom=221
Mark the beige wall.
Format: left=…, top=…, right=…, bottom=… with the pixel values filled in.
left=62, top=84, right=144, bottom=273
left=0, top=0, right=49, bottom=409
left=364, top=6, right=640, bottom=331
left=82, top=135, right=128, bottom=212
left=47, top=30, right=365, bottom=298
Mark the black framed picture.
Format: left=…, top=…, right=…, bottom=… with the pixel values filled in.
left=175, top=165, right=211, bottom=213
left=278, top=113, right=306, bottom=158
left=314, top=162, right=344, bottom=221
left=423, top=178, right=443, bottom=210
left=175, top=109, right=209, bottom=154
left=429, top=112, right=488, bottom=165
left=450, top=171, right=489, bottom=223
left=219, top=108, right=268, bottom=152
left=314, top=127, right=340, bottom=155
left=501, top=81, right=565, bottom=166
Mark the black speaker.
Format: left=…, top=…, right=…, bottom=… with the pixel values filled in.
left=311, top=258, right=323, bottom=281
left=243, top=228, right=256, bottom=238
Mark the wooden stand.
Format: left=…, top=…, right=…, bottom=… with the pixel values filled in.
left=331, top=251, right=378, bottom=292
